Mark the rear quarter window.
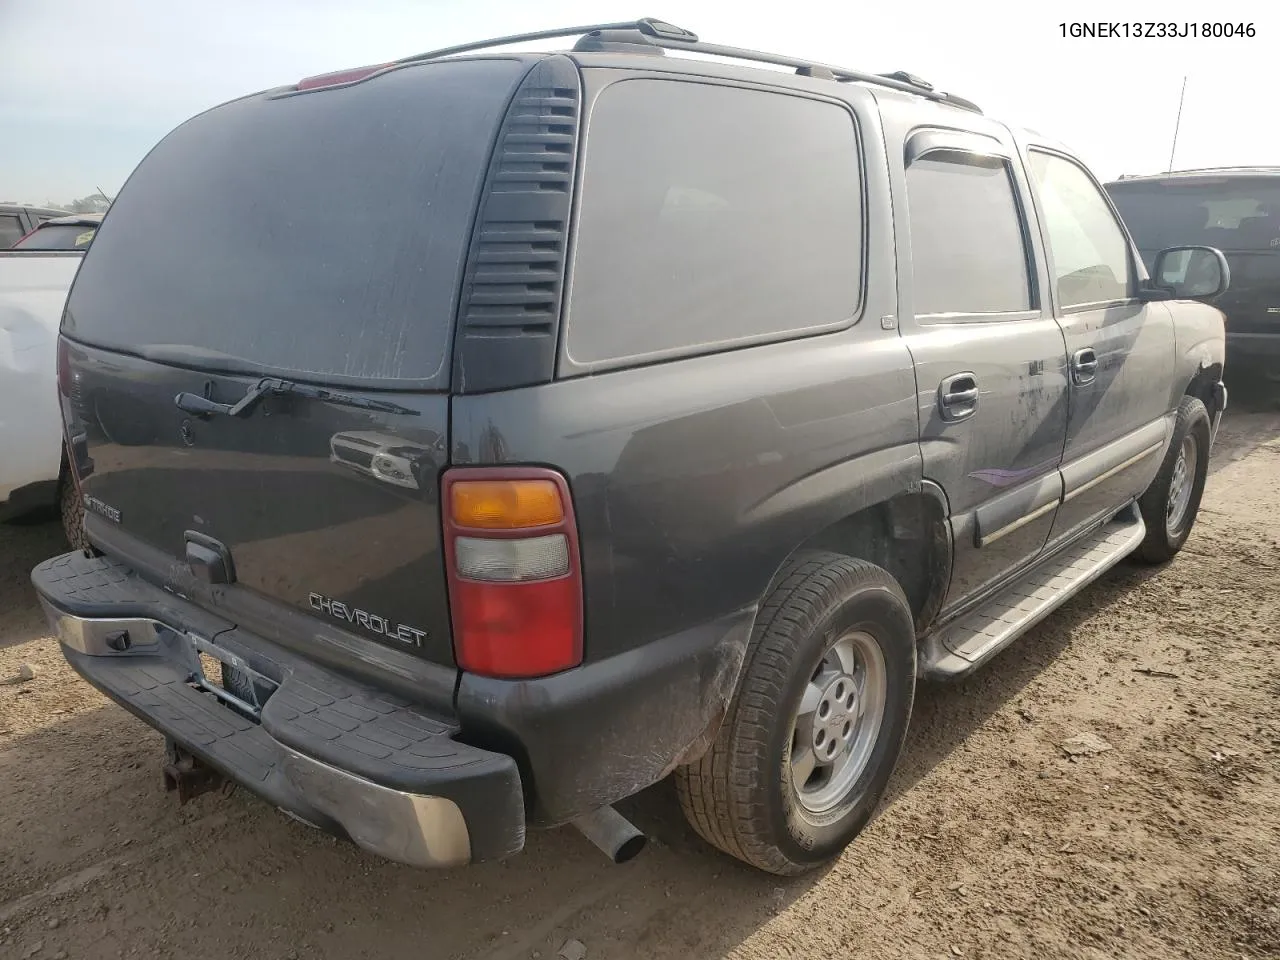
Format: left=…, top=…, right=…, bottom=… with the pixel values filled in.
left=563, top=79, right=862, bottom=372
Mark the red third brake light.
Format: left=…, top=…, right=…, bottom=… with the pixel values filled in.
left=443, top=467, right=584, bottom=679
left=295, top=63, right=391, bottom=91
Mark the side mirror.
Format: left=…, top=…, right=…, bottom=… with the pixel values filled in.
left=1144, top=245, right=1231, bottom=301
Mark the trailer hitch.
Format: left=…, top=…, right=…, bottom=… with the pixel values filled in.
left=162, top=741, right=233, bottom=804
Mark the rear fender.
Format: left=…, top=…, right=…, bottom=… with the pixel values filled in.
left=687, top=452, right=949, bottom=753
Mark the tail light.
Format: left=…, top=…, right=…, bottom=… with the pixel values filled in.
left=443, top=468, right=583, bottom=678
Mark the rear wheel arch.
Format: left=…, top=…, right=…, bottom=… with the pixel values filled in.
left=679, top=489, right=951, bottom=770
left=771, top=486, right=953, bottom=636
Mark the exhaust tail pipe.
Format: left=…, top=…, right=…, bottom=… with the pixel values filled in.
left=572, top=805, right=647, bottom=863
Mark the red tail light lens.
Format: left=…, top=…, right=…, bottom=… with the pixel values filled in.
left=443, top=468, right=583, bottom=678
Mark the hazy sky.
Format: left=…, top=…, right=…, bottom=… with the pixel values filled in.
left=2, top=0, right=1276, bottom=203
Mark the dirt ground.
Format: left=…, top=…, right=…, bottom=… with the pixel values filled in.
left=2, top=399, right=1279, bottom=960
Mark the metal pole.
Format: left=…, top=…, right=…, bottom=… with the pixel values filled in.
left=1167, top=76, right=1188, bottom=173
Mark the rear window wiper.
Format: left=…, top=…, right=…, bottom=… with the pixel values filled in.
left=174, top=377, right=420, bottom=419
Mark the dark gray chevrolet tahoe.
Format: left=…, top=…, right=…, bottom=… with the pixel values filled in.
left=34, top=20, right=1230, bottom=876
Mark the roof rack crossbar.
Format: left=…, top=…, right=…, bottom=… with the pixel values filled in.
left=395, top=17, right=981, bottom=114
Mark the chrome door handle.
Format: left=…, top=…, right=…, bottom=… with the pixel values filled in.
left=938, top=372, right=979, bottom=422
left=1072, top=348, right=1098, bottom=385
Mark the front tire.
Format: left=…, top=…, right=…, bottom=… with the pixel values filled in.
left=675, top=552, right=916, bottom=875
left=1135, top=396, right=1211, bottom=564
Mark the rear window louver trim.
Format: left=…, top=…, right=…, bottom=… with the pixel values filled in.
left=453, top=57, right=581, bottom=393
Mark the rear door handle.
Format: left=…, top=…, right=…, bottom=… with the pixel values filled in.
left=1072, top=348, right=1099, bottom=385
left=938, top=372, right=979, bottom=422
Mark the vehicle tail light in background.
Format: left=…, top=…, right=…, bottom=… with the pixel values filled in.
left=443, top=468, right=583, bottom=678
left=295, top=63, right=391, bottom=91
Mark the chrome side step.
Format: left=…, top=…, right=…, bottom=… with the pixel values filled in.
left=920, top=507, right=1146, bottom=680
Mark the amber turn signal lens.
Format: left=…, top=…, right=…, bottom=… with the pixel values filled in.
left=450, top=479, right=564, bottom=529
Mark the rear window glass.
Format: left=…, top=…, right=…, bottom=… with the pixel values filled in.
left=565, top=80, right=862, bottom=371
left=64, top=58, right=526, bottom=385
left=13, top=223, right=97, bottom=250
left=1107, top=178, right=1280, bottom=254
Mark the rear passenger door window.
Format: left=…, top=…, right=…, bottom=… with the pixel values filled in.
left=1028, top=151, right=1133, bottom=309
left=905, top=150, right=1033, bottom=317
left=565, top=79, right=862, bottom=372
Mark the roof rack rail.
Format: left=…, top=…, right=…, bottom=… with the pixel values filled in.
left=1113, top=166, right=1280, bottom=181
left=396, top=17, right=981, bottom=114
left=1169, top=165, right=1280, bottom=174
left=397, top=18, right=697, bottom=64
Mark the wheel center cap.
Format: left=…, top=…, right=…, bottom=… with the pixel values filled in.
left=812, top=674, right=859, bottom=759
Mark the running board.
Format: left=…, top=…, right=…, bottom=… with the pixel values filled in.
left=920, top=507, right=1147, bottom=681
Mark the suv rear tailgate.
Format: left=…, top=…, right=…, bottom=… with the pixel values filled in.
left=57, top=56, right=532, bottom=672
left=1216, top=250, right=1280, bottom=336
left=64, top=338, right=457, bottom=667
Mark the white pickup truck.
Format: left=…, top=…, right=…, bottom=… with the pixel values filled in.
left=0, top=213, right=101, bottom=547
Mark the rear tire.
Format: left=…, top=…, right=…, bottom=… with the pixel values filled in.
left=1135, top=396, right=1211, bottom=564
left=675, top=552, right=916, bottom=876
left=59, top=471, right=91, bottom=553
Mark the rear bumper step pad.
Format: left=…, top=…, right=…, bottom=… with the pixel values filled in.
left=32, top=550, right=525, bottom=867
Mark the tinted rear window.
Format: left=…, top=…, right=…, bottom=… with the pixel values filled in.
left=64, top=58, right=526, bottom=385
left=1107, top=178, right=1280, bottom=254
left=565, top=80, right=861, bottom=371
left=13, top=223, right=97, bottom=250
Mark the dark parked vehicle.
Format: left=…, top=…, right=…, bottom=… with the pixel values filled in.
left=1107, top=169, right=1280, bottom=383
left=34, top=19, right=1229, bottom=876
left=0, top=203, right=70, bottom=248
